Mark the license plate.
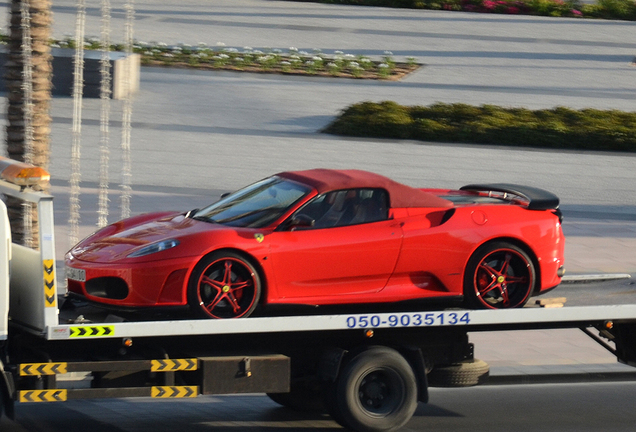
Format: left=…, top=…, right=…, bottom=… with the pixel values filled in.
left=66, top=267, right=86, bottom=282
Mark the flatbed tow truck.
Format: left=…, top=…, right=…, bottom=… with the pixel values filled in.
left=1, top=157, right=636, bottom=432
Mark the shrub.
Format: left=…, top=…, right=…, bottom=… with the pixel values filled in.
left=323, top=101, right=636, bottom=152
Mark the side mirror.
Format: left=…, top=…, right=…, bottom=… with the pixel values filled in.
left=289, top=214, right=315, bottom=230
left=185, top=208, right=199, bottom=218
left=220, top=192, right=231, bottom=199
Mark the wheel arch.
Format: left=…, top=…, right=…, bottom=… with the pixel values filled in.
left=464, top=236, right=541, bottom=294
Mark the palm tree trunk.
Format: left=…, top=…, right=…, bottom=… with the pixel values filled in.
left=4, top=0, right=53, bottom=248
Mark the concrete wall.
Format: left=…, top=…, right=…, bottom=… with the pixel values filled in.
left=0, top=48, right=140, bottom=99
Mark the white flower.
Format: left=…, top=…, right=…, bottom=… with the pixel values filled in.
left=218, top=54, right=230, bottom=59
left=216, top=42, right=226, bottom=47
left=334, top=50, right=344, bottom=55
left=163, top=53, right=174, bottom=58
left=349, top=62, right=360, bottom=68
left=379, top=63, right=389, bottom=68
left=51, top=43, right=60, bottom=48
left=299, top=51, right=310, bottom=56
left=258, top=55, right=273, bottom=62
left=313, top=48, right=322, bottom=53
left=243, top=46, right=253, bottom=51
left=280, top=61, right=291, bottom=66
left=198, top=42, right=208, bottom=48
left=273, top=48, right=282, bottom=53
left=360, top=58, right=372, bottom=63
left=144, top=51, right=153, bottom=56
left=384, top=51, right=393, bottom=55
left=344, top=54, right=356, bottom=59
left=289, top=55, right=300, bottom=60
left=305, top=60, right=314, bottom=66
left=289, top=47, right=298, bottom=52
left=312, top=56, right=323, bottom=61
left=253, top=49, right=263, bottom=54
left=158, top=42, right=168, bottom=47
left=234, top=57, right=244, bottom=62
left=327, top=62, right=338, bottom=68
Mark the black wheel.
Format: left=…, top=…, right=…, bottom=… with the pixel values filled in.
left=330, top=347, right=418, bottom=432
left=464, top=242, right=536, bottom=309
left=427, top=359, right=490, bottom=387
left=187, top=251, right=261, bottom=319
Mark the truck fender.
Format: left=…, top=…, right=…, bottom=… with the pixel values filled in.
left=399, top=346, right=429, bottom=403
left=0, top=359, right=15, bottom=419
left=317, top=347, right=347, bottom=383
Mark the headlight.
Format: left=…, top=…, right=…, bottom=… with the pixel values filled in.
left=127, top=239, right=180, bottom=258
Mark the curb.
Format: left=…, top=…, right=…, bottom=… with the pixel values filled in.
left=561, top=273, right=632, bottom=284
left=484, top=370, right=636, bottom=386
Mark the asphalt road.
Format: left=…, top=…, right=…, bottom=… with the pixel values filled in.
left=3, top=381, right=636, bottom=432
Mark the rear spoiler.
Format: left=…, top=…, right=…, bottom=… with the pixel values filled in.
left=459, top=183, right=560, bottom=211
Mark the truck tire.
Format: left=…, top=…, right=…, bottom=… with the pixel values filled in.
left=427, top=358, right=489, bottom=387
left=329, top=347, right=418, bottom=432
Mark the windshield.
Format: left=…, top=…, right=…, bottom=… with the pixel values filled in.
left=192, top=177, right=311, bottom=228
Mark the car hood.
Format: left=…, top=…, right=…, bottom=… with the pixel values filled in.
left=69, top=212, right=236, bottom=263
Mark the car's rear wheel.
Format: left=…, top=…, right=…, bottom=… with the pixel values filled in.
left=188, top=251, right=261, bottom=319
left=464, top=242, right=535, bottom=309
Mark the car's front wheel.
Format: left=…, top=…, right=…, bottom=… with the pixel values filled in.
left=464, top=242, right=536, bottom=309
left=187, top=251, right=261, bottom=319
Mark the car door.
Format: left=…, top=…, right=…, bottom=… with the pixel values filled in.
left=266, top=189, right=403, bottom=302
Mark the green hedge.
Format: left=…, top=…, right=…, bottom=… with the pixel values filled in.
left=287, top=0, right=636, bottom=21
left=323, top=101, right=636, bottom=152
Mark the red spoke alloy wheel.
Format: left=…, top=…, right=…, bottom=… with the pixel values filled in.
left=188, top=251, right=261, bottom=319
left=464, top=242, right=535, bottom=309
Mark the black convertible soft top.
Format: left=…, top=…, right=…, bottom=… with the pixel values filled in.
left=459, top=183, right=560, bottom=211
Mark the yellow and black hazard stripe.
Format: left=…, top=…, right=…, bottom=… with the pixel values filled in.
left=151, top=358, right=198, bottom=372
left=20, top=362, right=67, bottom=376
left=19, top=390, right=67, bottom=403
left=43, top=259, right=56, bottom=308
left=69, top=325, right=115, bottom=338
left=151, top=386, right=198, bottom=398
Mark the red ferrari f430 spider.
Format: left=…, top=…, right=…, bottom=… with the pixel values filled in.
left=65, top=169, right=565, bottom=318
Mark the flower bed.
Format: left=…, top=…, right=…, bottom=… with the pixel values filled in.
left=289, top=0, right=636, bottom=20
left=0, top=33, right=421, bottom=80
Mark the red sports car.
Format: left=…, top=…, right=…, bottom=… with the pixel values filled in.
left=65, top=169, right=565, bottom=318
